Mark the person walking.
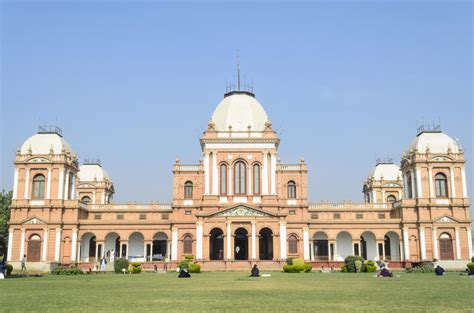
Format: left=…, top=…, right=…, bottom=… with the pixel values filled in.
left=20, top=255, right=27, bottom=276
left=100, top=256, right=107, bottom=273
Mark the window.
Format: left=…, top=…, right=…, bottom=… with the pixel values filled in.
left=288, top=235, right=298, bottom=254
left=289, top=210, right=296, bottom=215
left=333, top=213, right=341, bottom=219
left=94, top=214, right=101, bottom=220
left=356, top=213, right=363, bottom=219
left=139, top=214, right=146, bottom=220
left=253, top=164, right=260, bottom=195
left=311, top=213, right=319, bottom=219
left=220, top=164, right=227, bottom=195
left=32, top=174, right=45, bottom=199
left=117, top=214, right=124, bottom=220
left=387, top=195, right=397, bottom=203
left=184, top=181, right=193, bottom=199
left=234, top=161, right=246, bottom=195
left=288, top=181, right=296, bottom=199
left=161, top=213, right=169, bottom=220
left=435, top=173, right=448, bottom=198
left=378, top=213, right=386, bottom=219
left=81, top=196, right=91, bottom=204
left=185, top=210, right=192, bottom=215
left=183, top=235, right=192, bottom=254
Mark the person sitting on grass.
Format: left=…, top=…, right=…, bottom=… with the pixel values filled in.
left=377, top=266, right=393, bottom=277
left=435, top=265, right=445, bottom=276
left=0, top=261, right=5, bottom=278
left=178, top=268, right=191, bottom=278
left=250, top=264, right=260, bottom=277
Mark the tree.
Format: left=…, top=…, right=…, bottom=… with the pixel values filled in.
left=0, top=190, right=13, bottom=261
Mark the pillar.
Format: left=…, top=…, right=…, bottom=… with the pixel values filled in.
left=71, top=173, right=76, bottom=199
left=262, top=151, right=268, bottom=195
left=461, top=167, right=468, bottom=198
left=416, top=168, right=423, bottom=198
left=382, top=190, right=385, bottom=203
left=399, top=241, right=404, bottom=261
left=455, top=228, right=461, bottom=260
left=171, top=228, right=178, bottom=261
left=271, top=153, right=277, bottom=195
left=303, top=226, right=309, bottom=261
left=13, top=168, right=18, bottom=200
left=212, top=152, right=218, bottom=195
left=196, top=222, right=203, bottom=260
left=432, top=228, right=439, bottom=260
left=467, top=228, right=473, bottom=260
left=64, top=170, right=70, bottom=200
left=7, top=229, right=13, bottom=262
left=419, top=228, right=426, bottom=260
left=410, top=169, right=416, bottom=198
left=449, top=167, right=456, bottom=198
left=428, top=167, right=434, bottom=198
left=42, top=228, right=49, bottom=261
left=247, top=165, right=252, bottom=196
left=251, top=221, right=256, bottom=260
left=309, top=241, right=314, bottom=261
left=54, top=228, right=62, bottom=262
left=226, top=222, right=232, bottom=260
left=204, top=152, right=210, bottom=195
left=46, top=168, right=52, bottom=199
left=403, top=228, right=410, bottom=261
left=372, top=190, right=377, bottom=204
left=228, top=165, right=233, bottom=196
left=279, top=222, right=287, bottom=260
left=19, top=229, right=26, bottom=261
left=58, top=169, right=64, bottom=200
left=24, top=169, right=30, bottom=199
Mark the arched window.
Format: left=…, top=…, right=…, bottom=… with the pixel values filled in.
left=234, top=161, right=246, bottom=195
left=387, top=195, right=397, bottom=203
left=220, top=164, right=227, bottom=195
left=406, top=172, right=413, bottom=198
left=288, top=181, right=296, bottom=199
left=288, top=235, right=298, bottom=254
left=184, top=181, right=193, bottom=199
left=81, top=196, right=91, bottom=204
left=32, top=174, right=45, bottom=199
left=253, top=164, right=260, bottom=195
left=435, top=173, right=448, bottom=198
left=183, top=235, right=193, bottom=254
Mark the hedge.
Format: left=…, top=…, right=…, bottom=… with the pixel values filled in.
left=189, top=263, right=201, bottom=273
left=5, top=264, right=13, bottom=275
left=466, top=262, right=474, bottom=272
left=51, top=267, right=84, bottom=275
left=114, top=258, right=129, bottom=273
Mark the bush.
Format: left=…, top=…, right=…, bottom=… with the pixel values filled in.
left=355, top=260, right=362, bottom=273
left=341, top=265, right=348, bottom=273
left=129, top=262, right=142, bottom=274
left=405, top=265, right=434, bottom=273
left=189, top=263, right=201, bottom=273
left=131, top=267, right=142, bottom=274
left=471, top=257, right=474, bottom=263
left=114, top=258, right=129, bottom=274
left=131, top=262, right=142, bottom=267
left=51, top=267, right=84, bottom=275
left=466, top=262, right=474, bottom=272
left=303, top=263, right=312, bottom=273
left=5, top=264, right=13, bottom=275
left=292, top=258, right=305, bottom=267
left=286, top=258, right=294, bottom=265
left=178, top=259, right=190, bottom=271
left=184, top=255, right=194, bottom=261
left=283, top=262, right=311, bottom=273
left=344, top=256, right=365, bottom=273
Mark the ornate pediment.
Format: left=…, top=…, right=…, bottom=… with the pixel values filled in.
left=434, top=216, right=458, bottom=223
left=78, top=183, right=95, bottom=188
left=213, top=205, right=272, bottom=217
left=27, top=157, right=50, bottom=163
left=383, top=183, right=401, bottom=187
left=23, top=217, right=46, bottom=225
left=430, top=156, right=453, bottom=162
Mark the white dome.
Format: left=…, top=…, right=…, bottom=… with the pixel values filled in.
left=407, top=131, right=460, bottom=154
left=20, top=133, right=73, bottom=155
left=78, top=164, right=111, bottom=182
left=370, top=163, right=401, bottom=181
left=211, top=92, right=269, bottom=131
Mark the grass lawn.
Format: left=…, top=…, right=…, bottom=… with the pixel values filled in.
left=0, top=271, right=472, bottom=312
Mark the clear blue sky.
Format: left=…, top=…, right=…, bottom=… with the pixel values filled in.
left=1, top=1, right=472, bottom=206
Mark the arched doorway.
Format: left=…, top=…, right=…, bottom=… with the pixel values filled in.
left=152, top=232, right=168, bottom=261
left=360, top=231, right=377, bottom=260
left=384, top=231, right=401, bottom=261
left=209, top=228, right=224, bottom=260
left=234, top=228, right=248, bottom=260
left=336, top=231, right=352, bottom=261
left=313, top=232, right=329, bottom=260
left=104, top=233, right=120, bottom=260
left=439, top=233, right=454, bottom=260
left=27, top=234, right=41, bottom=262
left=259, top=228, right=273, bottom=260
left=89, top=236, right=97, bottom=261
left=79, top=233, right=96, bottom=262
left=129, top=232, right=145, bottom=261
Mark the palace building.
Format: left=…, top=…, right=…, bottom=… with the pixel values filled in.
left=6, top=86, right=473, bottom=271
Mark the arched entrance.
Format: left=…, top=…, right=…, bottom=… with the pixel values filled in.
left=313, top=232, right=329, bottom=260
left=129, top=232, right=145, bottom=261
left=27, top=234, right=41, bottom=262
left=104, top=233, right=120, bottom=261
left=336, top=231, right=352, bottom=261
left=384, top=231, right=401, bottom=261
left=259, top=228, right=273, bottom=260
left=439, top=233, right=454, bottom=260
left=79, top=233, right=96, bottom=262
left=209, top=228, right=224, bottom=260
left=152, top=232, right=168, bottom=261
left=360, top=231, right=377, bottom=260
left=234, top=228, right=248, bottom=260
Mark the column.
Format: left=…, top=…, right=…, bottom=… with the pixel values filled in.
left=12, top=168, right=18, bottom=200
left=399, top=241, right=404, bottom=261
left=54, top=228, right=62, bottom=262
left=271, top=153, right=276, bottom=195
left=143, top=242, right=147, bottom=262
left=372, top=190, right=377, bottom=204
left=262, top=152, right=268, bottom=194
left=7, top=229, right=13, bottom=262
left=416, top=168, right=423, bottom=198
left=449, top=167, right=456, bottom=198
left=71, top=173, right=76, bottom=200
left=334, top=241, right=338, bottom=260
left=467, top=228, right=473, bottom=260
left=327, top=241, right=332, bottom=261
left=461, top=167, right=468, bottom=198
left=171, top=228, right=178, bottom=261
left=381, top=190, right=385, bottom=203
left=403, top=228, right=410, bottom=260
left=455, top=228, right=461, bottom=260
left=251, top=221, right=256, bottom=260
left=119, top=242, right=123, bottom=259
left=212, top=152, right=218, bottom=195
left=432, top=228, right=439, bottom=260
left=303, top=226, right=309, bottom=261
left=77, top=242, right=82, bottom=262
left=19, top=229, right=26, bottom=260
left=226, top=222, right=232, bottom=259
left=247, top=165, right=252, bottom=196
left=42, top=228, right=49, bottom=261
left=46, top=168, right=52, bottom=199
left=228, top=165, right=233, bottom=196
left=410, top=169, right=416, bottom=198
left=204, top=153, right=210, bottom=195
left=101, top=192, right=105, bottom=204
left=95, top=243, right=99, bottom=261
left=310, top=241, right=314, bottom=261
left=428, top=167, right=434, bottom=198
left=382, top=241, right=386, bottom=261
left=71, top=229, right=78, bottom=262
left=64, top=170, right=70, bottom=200
left=24, top=169, right=30, bottom=199
left=58, top=169, right=64, bottom=200
left=279, top=222, right=287, bottom=260
left=402, top=173, right=408, bottom=199
left=196, top=222, right=203, bottom=260
left=419, top=228, right=426, bottom=260
left=124, top=242, right=129, bottom=260
left=92, top=192, right=96, bottom=204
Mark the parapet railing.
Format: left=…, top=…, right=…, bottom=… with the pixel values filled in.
left=309, top=203, right=389, bottom=210
left=87, top=203, right=172, bottom=211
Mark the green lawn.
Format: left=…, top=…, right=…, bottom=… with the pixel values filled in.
left=1, top=271, right=472, bottom=312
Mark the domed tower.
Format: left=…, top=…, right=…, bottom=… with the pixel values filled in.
left=398, top=125, right=471, bottom=263
left=77, top=160, right=114, bottom=205
left=363, top=160, right=402, bottom=204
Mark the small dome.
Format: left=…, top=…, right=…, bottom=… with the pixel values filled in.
left=20, top=133, right=73, bottom=155
left=370, top=163, right=401, bottom=181
left=211, top=91, right=269, bottom=131
left=407, top=131, right=460, bottom=154
left=78, top=164, right=111, bottom=182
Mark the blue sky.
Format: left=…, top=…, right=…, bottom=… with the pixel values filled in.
left=1, top=1, right=472, bottom=206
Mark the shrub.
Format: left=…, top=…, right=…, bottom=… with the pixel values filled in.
left=51, top=267, right=84, bottom=275
left=283, top=264, right=299, bottom=273
left=129, top=262, right=142, bottom=274
left=283, top=263, right=311, bottom=273
left=131, top=262, right=142, bottom=267
left=114, top=258, right=129, bottom=274
left=131, top=267, right=142, bottom=274
left=303, top=263, right=312, bottom=273
left=189, top=263, right=201, bottom=273
left=5, top=264, right=13, bottom=275
left=178, top=259, right=190, bottom=271
left=184, top=255, right=194, bottom=261
left=355, top=260, right=362, bottom=273
left=466, top=262, right=474, bottom=272
left=286, top=258, right=294, bottom=265
left=344, top=256, right=365, bottom=273
left=405, top=265, right=434, bottom=273
left=292, top=258, right=305, bottom=267
left=341, top=265, right=348, bottom=273
left=366, top=264, right=377, bottom=272
left=471, top=257, right=474, bottom=263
